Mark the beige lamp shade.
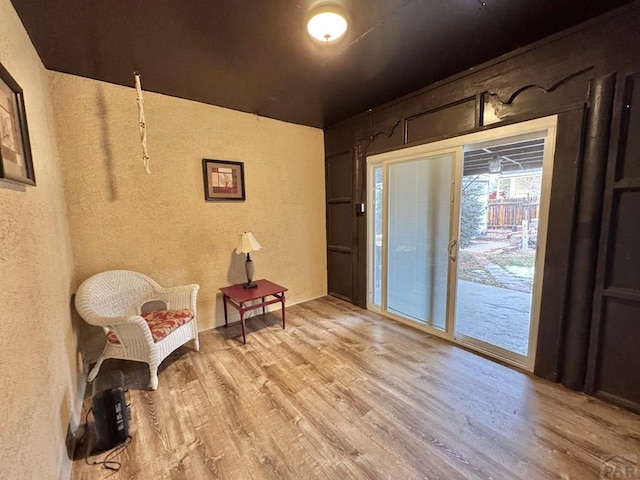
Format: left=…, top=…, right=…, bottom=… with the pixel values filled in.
left=237, top=232, right=262, bottom=254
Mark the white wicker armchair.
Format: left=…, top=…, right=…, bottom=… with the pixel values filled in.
left=75, top=270, right=200, bottom=390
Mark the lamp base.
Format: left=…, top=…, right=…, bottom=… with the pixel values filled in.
left=244, top=256, right=257, bottom=289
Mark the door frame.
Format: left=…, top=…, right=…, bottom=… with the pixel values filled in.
left=367, top=146, right=462, bottom=342
left=367, top=115, right=558, bottom=371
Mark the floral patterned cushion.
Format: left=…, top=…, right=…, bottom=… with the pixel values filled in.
left=106, top=309, right=194, bottom=344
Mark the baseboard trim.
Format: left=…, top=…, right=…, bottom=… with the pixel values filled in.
left=59, top=358, right=89, bottom=480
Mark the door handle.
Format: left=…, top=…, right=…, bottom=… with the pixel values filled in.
left=448, top=239, right=458, bottom=262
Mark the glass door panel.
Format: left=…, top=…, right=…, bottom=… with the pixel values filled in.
left=454, top=132, right=552, bottom=363
left=386, top=154, right=454, bottom=329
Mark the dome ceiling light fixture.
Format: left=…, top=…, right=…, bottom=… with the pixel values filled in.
left=306, top=5, right=348, bottom=43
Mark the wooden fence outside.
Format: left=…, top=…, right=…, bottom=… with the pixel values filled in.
left=487, top=196, right=539, bottom=230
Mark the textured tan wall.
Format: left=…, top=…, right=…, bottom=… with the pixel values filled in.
left=51, top=72, right=327, bottom=330
left=0, top=1, right=79, bottom=479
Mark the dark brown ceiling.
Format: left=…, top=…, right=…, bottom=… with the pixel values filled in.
left=11, top=0, right=635, bottom=128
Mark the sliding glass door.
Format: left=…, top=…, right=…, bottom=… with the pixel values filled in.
left=368, top=149, right=460, bottom=331
left=367, top=116, right=557, bottom=371
left=386, top=154, right=456, bottom=328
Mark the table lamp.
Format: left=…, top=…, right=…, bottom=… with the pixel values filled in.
left=237, top=232, right=262, bottom=288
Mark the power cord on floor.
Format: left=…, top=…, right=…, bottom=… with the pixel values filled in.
left=85, top=436, right=132, bottom=472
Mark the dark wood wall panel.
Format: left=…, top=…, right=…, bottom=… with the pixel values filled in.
left=608, top=190, right=640, bottom=289
left=327, top=153, right=352, bottom=198
left=327, top=250, right=352, bottom=301
left=586, top=72, right=640, bottom=411
left=364, top=111, right=404, bottom=153
left=405, top=98, right=476, bottom=144
left=534, top=107, right=585, bottom=381
left=617, top=75, right=640, bottom=180
left=559, top=74, right=615, bottom=391
left=327, top=203, right=352, bottom=247
left=326, top=151, right=355, bottom=302
left=482, top=67, right=593, bottom=126
left=592, top=298, right=640, bottom=407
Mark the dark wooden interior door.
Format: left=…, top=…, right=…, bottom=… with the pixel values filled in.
left=586, top=72, right=640, bottom=412
left=325, top=150, right=358, bottom=303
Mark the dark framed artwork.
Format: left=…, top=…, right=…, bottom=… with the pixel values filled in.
left=202, top=159, right=245, bottom=201
left=0, top=62, right=35, bottom=186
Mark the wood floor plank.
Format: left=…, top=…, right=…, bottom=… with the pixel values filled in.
left=73, top=296, right=640, bottom=479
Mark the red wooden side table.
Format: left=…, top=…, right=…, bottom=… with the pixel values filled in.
left=219, top=279, right=287, bottom=344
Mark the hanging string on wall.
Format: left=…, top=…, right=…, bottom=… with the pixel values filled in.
left=134, top=72, right=151, bottom=173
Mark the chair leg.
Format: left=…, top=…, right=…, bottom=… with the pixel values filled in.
left=87, top=357, right=105, bottom=382
left=193, top=336, right=200, bottom=352
left=149, top=365, right=159, bottom=390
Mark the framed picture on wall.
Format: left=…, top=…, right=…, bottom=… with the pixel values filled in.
left=202, top=159, right=245, bottom=201
left=0, top=62, right=35, bottom=186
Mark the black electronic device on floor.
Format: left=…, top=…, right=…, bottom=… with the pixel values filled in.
left=91, top=370, right=129, bottom=452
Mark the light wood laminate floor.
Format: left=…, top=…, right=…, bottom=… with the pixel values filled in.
left=73, top=296, right=640, bottom=479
